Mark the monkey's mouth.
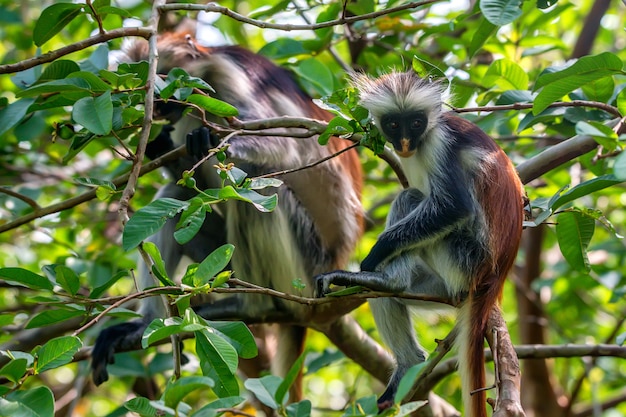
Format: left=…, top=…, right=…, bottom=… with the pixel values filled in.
left=395, top=149, right=416, bottom=158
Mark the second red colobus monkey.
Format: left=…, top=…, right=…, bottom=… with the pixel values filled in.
left=316, top=72, right=525, bottom=417
left=91, top=32, right=363, bottom=400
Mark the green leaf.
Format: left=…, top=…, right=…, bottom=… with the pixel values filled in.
left=556, top=210, right=595, bottom=272
left=411, top=57, right=448, bottom=87
left=196, top=328, right=240, bottom=397
left=344, top=395, right=379, bottom=416
left=208, top=321, right=258, bottom=359
left=483, top=59, right=529, bottom=90
left=286, top=400, right=312, bottom=417
left=174, top=199, right=207, bottom=245
left=212, top=271, right=232, bottom=289
left=0, top=358, right=28, bottom=383
left=479, top=0, right=523, bottom=26
left=614, top=151, right=626, bottom=181
left=123, top=198, right=190, bottom=251
left=35, top=336, right=82, bottom=373
left=190, top=244, right=235, bottom=287
left=125, top=397, right=174, bottom=417
left=38, top=60, right=80, bottom=82
left=16, top=77, right=91, bottom=98
left=533, top=52, right=624, bottom=114
left=0, top=386, right=55, bottom=417
left=143, top=241, right=175, bottom=286
left=244, top=375, right=281, bottom=409
left=90, top=270, right=128, bottom=299
left=258, top=38, right=308, bottom=59
left=80, top=44, right=110, bottom=73
left=306, top=349, right=345, bottom=374
left=95, top=6, right=133, bottom=18
left=42, top=264, right=80, bottom=296
left=617, top=87, right=626, bottom=116
left=72, top=91, right=113, bottom=135
left=26, top=308, right=84, bottom=329
left=394, top=363, right=426, bottom=404
left=67, top=71, right=112, bottom=92
left=248, top=177, right=283, bottom=190
left=293, top=58, right=334, bottom=96
left=318, top=116, right=355, bottom=145
left=33, top=3, right=84, bottom=46
left=574, top=121, right=618, bottom=151
left=581, top=76, right=614, bottom=103
left=163, top=376, right=215, bottom=408
left=142, top=317, right=183, bottom=348
left=0, top=98, right=35, bottom=136
left=0, top=267, right=52, bottom=290
left=276, top=351, right=307, bottom=405
left=186, top=94, right=239, bottom=117
left=61, top=132, right=97, bottom=164
left=74, top=177, right=116, bottom=189
left=537, top=0, right=558, bottom=8
left=398, top=401, right=428, bottom=415
left=193, top=396, right=246, bottom=417
left=550, top=175, right=623, bottom=211
left=181, top=308, right=207, bottom=332
left=218, top=186, right=278, bottom=212
left=468, top=17, right=497, bottom=57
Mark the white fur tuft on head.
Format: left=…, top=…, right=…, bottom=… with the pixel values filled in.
left=350, top=71, right=446, bottom=125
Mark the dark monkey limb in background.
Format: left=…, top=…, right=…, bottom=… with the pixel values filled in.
left=316, top=72, right=525, bottom=417
left=91, top=32, right=363, bottom=400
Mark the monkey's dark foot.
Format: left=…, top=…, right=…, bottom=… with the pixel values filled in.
left=377, top=397, right=394, bottom=412
left=314, top=270, right=351, bottom=298
left=91, top=320, right=147, bottom=386
left=186, top=126, right=221, bottom=160
left=376, top=387, right=396, bottom=413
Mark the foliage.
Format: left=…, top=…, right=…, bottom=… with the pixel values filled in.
left=1, top=0, right=626, bottom=416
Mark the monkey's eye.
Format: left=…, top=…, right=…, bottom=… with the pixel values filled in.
left=387, top=121, right=399, bottom=130
left=411, top=120, right=422, bottom=129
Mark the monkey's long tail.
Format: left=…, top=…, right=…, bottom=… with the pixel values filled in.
left=456, top=280, right=502, bottom=417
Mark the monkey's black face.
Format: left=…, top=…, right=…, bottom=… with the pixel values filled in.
left=379, top=110, right=428, bottom=157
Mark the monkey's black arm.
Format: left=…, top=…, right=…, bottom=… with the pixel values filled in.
left=91, top=319, right=150, bottom=385
left=360, top=176, right=474, bottom=272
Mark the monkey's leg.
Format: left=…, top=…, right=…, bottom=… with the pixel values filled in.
left=369, top=297, right=425, bottom=409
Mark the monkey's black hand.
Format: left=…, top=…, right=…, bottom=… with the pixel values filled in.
left=91, top=320, right=148, bottom=386
left=186, top=126, right=222, bottom=160
left=145, top=125, right=175, bottom=160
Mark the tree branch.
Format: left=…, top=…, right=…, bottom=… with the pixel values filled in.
left=158, top=1, right=443, bottom=32
left=0, top=27, right=152, bottom=74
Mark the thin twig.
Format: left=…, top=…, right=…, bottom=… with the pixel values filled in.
left=0, top=187, right=41, bottom=209
left=453, top=100, right=621, bottom=118
left=256, top=142, right=360, bottom=179
left=158, top=1, right=442, bottom=32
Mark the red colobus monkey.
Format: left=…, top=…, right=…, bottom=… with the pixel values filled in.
left=316, top=72, right=525, bottom=417
left=91, top=32, right=363, bottom=399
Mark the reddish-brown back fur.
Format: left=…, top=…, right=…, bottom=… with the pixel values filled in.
left=446, top=114, right=524, bottom=417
